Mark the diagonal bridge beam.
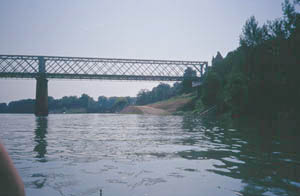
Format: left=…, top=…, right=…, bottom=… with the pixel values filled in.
left=0, top=55, right=208, bottom=81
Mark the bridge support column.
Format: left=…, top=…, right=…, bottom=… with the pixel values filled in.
left=35, top=77, right=48, bottom=116
left=200, top=64, right=203, bottom=76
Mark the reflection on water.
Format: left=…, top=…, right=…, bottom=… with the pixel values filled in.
left=34, top=117, right=48, bottom=162
left=0, top=114, right=299, bottom=196
left=179, top=115, right=300, bottom=196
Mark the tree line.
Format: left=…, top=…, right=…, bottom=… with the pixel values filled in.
left=0, top=94, right=135, bottom=113
left=199, top=0, right=300, bottom=120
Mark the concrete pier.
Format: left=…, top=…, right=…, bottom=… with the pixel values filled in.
left=35, top=77, right=48, bottom=116
left=35, top=57, right=48, bottom=116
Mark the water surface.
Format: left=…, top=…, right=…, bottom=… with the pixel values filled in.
left=0, top=114, right=299, bottom=196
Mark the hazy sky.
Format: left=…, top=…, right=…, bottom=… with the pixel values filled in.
left=0, top=0, right=284, bottom=103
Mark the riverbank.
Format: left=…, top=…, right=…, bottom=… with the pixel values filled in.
left=120, top=105, right=170, bottom=115
left=120, top=94, right=195, bottom=115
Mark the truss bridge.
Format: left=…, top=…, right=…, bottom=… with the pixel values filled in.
left=0, top=55, right=208, bottom=116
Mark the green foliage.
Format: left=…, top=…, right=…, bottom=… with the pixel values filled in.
left=112, top=97, right=129, bottom=112
left=201, top=71, right=221, bottom=106
left=198, top=0, right=300, bottom=119
left=212, top=52, right=223, bottom=66
left=136, top=82, right=181, bottom=105
left=182, top=67, right=197, bottom=93
left=239, top=16, right=269, bottom=47
left=135, top=67, right=197, bottom=106
left=0, top=94, right=135, bottom=113
left=225, top=73, right=248, bottom=114
left=193, top=99, right=206, bottom=113
left=282, top=0, right=298, bottom=35
left=4, top=99, right=35, bottom=113
left=0, top=103, right=8, bottom=113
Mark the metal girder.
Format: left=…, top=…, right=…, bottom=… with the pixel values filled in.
left=0, top=55, right=208, bottom=81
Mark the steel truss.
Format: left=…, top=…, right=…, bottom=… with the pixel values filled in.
left=0, top=55, right=208, bottom=81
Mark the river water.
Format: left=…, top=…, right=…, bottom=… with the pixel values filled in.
left=0, top=114, right=299, bottom=196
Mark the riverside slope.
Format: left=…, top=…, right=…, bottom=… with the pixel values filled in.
left=120, top=94, right=194, bottom=115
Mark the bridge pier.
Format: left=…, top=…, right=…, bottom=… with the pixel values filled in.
left=35, top=77, right=48, bottom=116
left=35, top=57, right=48, bottom=116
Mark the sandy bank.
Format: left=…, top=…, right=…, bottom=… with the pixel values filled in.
left=120, top=105, right=170, bottom=115
left=120, top=94, right=194, bottom=115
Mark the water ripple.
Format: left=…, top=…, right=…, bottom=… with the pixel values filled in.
left=0, top=114, right=299, bottom=196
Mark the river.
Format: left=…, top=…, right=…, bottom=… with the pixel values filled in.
left=0, top=114, right=299, bottom=196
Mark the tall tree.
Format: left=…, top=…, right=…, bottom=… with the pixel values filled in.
left=182, top=67, right=197, bottom=93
